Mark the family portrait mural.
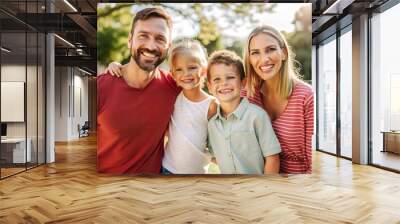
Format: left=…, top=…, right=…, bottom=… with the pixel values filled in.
left=97, top=3, right=312, bottom=175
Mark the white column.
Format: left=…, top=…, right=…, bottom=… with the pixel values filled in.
left=46, top=33, right=55, bottom=163
left=352, top=14, right=369, bottom=164
left=45, top=0, right=55, bottom=163
left=312, top=45, right=317, bottom=151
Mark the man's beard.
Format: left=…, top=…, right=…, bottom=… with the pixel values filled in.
left=131, top=47, right=166, bottom=72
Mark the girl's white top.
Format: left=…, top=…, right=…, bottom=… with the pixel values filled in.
left=162, top=92, right=213, bottom=174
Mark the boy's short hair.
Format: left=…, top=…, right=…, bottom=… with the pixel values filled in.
left=131, top=7, right=173, bottom=34
left=207, top=50, right=245, bottom=81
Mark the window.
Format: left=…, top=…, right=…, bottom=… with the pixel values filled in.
left=0, top=0, right=46, bottom=179
left=340, top=27, right=352, bottom=158
left=371, top=2, right=400, bottom=171
left=317, top=35, right=337, bottom=154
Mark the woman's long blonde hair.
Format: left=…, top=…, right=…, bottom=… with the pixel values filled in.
left=243, top=25, right=301, bottom=99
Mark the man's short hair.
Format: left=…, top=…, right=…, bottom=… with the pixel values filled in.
left=131, top=7, right=173, bottom=34
left=207, top=50, right=245, bottom=81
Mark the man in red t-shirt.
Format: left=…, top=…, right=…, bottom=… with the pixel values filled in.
left=97, top=8, right=180, bottom=174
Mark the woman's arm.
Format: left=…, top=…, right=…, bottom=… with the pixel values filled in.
left=264, top=154, right=280, bottom=174
left=304, top=92, right=314, bottom=172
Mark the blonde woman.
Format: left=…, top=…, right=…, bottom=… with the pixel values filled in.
left=242, top=25, right=314, bottom=174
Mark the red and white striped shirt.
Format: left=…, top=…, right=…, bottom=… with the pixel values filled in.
left=241, top=82, right=314, bottom=174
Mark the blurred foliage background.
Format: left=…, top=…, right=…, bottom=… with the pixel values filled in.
left=97, top=3, right=311, bottom=82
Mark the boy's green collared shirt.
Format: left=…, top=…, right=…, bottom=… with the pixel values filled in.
left=207, top=98, right=281, bottom=174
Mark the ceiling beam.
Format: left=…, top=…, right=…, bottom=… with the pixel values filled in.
left=66, top=13, right=96, bottom=46
left=323, top=0, right=356, bottom=15
left=55, top=55, right=96, bottom=72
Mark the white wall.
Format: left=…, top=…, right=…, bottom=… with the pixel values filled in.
left=54, top=67, right=89, bottom=141
left=55, top=66, right=69, bottom=141
left=1, top=65, right=33, bottom=138
left=73, top=73, right=89, bottom=137
left=1, top=82, right=25, bottom=122
left=1, top=65, right=25, bottom=128
left=1, top=63, right=46, bottom=163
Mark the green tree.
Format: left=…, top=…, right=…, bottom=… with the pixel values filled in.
left=97, top=5, right=133, bottom=65
left=97, top=3, right=275, bottom=65
left=225, top=39, right=245, bottom=58
left=285, top=5, right=312, bottom=82
left=196, top=16, right=224, bottom=55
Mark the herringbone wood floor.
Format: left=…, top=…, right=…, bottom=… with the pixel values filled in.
left=1, top=135, right=400, bottom=224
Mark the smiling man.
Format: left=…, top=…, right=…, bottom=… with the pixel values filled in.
left=97, top=8, right=180, bottom=174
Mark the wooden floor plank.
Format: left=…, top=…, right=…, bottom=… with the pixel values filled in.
left=0, top=135, right=400, bottom=223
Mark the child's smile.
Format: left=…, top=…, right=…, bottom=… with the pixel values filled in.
left=181, top=77, right=195, bottom=84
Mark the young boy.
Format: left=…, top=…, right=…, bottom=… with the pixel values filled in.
left=206, top=50, right=281, bottom=174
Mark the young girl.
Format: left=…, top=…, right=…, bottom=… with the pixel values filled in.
left=106, top=39, right=217, bottom=174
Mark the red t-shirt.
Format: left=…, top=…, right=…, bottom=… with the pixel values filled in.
left=97, top=69, right=180, bottom=174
